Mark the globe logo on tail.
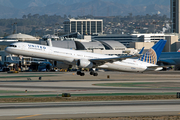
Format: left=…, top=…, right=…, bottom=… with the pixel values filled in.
left=139, top=48, right=157, bottom=64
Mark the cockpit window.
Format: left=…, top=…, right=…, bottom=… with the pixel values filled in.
left=8, top=45, right=17, bottom=47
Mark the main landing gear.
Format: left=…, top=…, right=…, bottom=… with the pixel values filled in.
left=90, top=70, right=98, bottom=76
left=76, top=71, right=85, bottom=76
left=76, top=68, right=98, bottom=76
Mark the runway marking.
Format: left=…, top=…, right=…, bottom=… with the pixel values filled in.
left=16, top=114, right=41, bottom=119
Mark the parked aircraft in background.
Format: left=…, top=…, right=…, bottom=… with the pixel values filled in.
left=158, top=52, right=180, bottom=68
left=5, top=40, right=166, bottom=76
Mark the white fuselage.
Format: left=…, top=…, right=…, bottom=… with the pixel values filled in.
left=5, top=42, right=158, bottom=72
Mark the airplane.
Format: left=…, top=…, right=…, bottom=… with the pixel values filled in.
left=177, top=49, right=180, bottom=52
left=158, top=52, right=180, bottom=66
left=155, top=47, right=180, bottom=67
left=5, top=39, right=167, bottom=76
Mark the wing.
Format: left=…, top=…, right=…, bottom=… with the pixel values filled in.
left=89, top=54, right=141, bottom=66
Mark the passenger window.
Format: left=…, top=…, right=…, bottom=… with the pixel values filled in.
left=9, top=45, right=17, bottom=47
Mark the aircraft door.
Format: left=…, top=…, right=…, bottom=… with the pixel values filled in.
left=22, top=44, right=26, bottom=50
left=135, top=59, right=141, bottom=66
left=49, top=48, right=53, bottom=54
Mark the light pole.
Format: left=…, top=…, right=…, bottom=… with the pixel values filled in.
left=168, top=21, right=172, bottom=33
left=54, top=23, right=59, bottom=35
left=11, top=24, right=13, bottom=34
left=153, top=22, right=156, bottom=33
left=14, top=22, right=17, bottom=34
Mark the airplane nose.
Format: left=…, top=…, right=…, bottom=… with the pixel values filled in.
left=5, top=47, right=10, bottom=53
left=5, top=47, right=7, bottom=51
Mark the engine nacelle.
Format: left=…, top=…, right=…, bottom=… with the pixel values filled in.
left=77, top=59, right=93, bottom=68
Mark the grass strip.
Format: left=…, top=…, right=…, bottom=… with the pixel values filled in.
left=0, top=75, right=54, bottom=78
left=95, top=82, right=180, bottom=88
left=0, top=95, right=178, bottom=103
left=42, top=115, right=180, bottom=120
left=0, top=92, right=176, bottom=98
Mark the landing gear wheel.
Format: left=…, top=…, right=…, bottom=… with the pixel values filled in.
left=80, top=72, right=85, bottom=76
left=77, top=71, right=81, bottom=75
left=90, top=71, right=94, bottom=75
left=93, top=73, right=98, bottom=76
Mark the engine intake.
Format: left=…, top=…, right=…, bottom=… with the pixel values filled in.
left=77, top=59, right=93, bottom=68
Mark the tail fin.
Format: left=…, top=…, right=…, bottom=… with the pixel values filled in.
left=139, top=39, right=167, bottom=64
left=139, top=47, right=144, bottom=54
left=177, top=49, right=180, bottom=52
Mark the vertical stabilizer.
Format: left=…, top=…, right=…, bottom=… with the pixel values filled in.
left=139, top=39, right=166, bottom=64
left=139, top=47, right=144, bottom=54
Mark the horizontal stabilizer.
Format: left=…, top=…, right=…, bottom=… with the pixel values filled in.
left=147, top=65, right=174, bottom=69
left=146, top=65, right=174, bottom=71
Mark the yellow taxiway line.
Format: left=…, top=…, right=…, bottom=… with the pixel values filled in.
left=16, top=114, right=41, bottom=119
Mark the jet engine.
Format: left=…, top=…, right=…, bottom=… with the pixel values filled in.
left=77, top=59, right=93, bottom=68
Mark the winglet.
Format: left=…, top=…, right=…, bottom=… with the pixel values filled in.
left=139, top=39, right=167, bottom=64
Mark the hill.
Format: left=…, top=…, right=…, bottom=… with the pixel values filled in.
left=0, top=0, right=170, bottom=18
left=0, top=0, right=170, bottom=8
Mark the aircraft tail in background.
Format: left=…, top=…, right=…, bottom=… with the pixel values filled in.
left=139, top=40, right=167, bottom=64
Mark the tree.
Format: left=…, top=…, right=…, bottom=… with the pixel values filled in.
left=22, top=15, right=26, bottom=19
left=68, top=15, right=72, bottom=18
left=64, top=14, right=67, bottom=19
left=128, top=13, right=133, bottom=18
left=27, top=13, right=32, bottom=19
left=32, top=14, right=40, bottom=19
